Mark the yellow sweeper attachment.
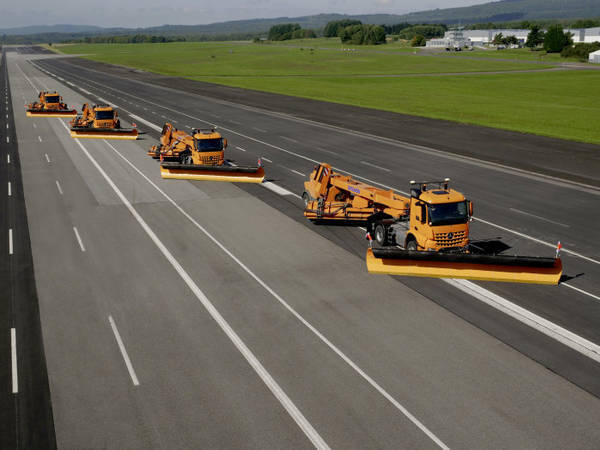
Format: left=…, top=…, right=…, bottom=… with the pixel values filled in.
left=366, top=248, right=562, bottom=285
left=69, top=128, right=138, bottom=140
left=69, top=103, right=138, bottom=140
left=160, top=163, right=265, bottom=183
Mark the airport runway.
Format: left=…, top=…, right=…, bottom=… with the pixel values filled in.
left=3, top=47, right=600, bottom=448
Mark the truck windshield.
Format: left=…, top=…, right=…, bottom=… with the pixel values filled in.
left=428, top=201, right=468, bottom=226
left=195, top=138, right=223, bottom=152
left=45, top=96, right=59, bottom=103
left=95, top=110, right=114, bottom=120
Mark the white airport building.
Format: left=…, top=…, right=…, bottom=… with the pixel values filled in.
left=590, top=49, right=600, bottom=63
left=426, top=27, right=600, bottom=48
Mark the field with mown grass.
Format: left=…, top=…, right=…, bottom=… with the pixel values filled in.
left=54, top=41, right=600, bottom=144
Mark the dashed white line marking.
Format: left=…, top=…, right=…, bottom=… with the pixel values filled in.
left=361, top=161, right=391, bottom=172
left=315, top=147, right=341, bottom=156
left=252, top=127, right=267, bottom=133
left=228, top=119, right=241, bottom=125
left=5, top=136, right=8, bottom=143
left=289, top=169, right=305, bottom=177
left=281, top=136, right=299, bottom=143
left=103, top=137, right=444, bottom=449
left=72, top=227, right=86, bottom=252
left=44, top=153, right=51, bottom=163
left=108, top=315, right=140, bottom=386
left=262, top=157, right=272, bottom=163
left=65, top=132, right=329, bottom=447
left=563, top=283, right=600, bottom=302
left=235, top=146, right=246, bottom=152
left=263, top=182, right=302, bottom=199
left=445, top=279, right=600, bottom=364
left=7, top=226, right=14, bottom=255
left=7, top=154, right=10, bottom=164
left=11, top=328, right=17, bottom=394
left=8, top=181, right=11, bottom=197
left=55, top=180, right=63, bottom=195
left=38, top=136, right=42, bottom=142
left=128, top=113, right=162, bottom=132
left=32, top=123, right=37, bottom=128
left=6, top=123, right=8, bottom=129
left=509, top=208, right=570, bottom=228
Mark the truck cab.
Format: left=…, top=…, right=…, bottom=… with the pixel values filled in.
left=92, top=106, right=119, bottom=129
left=190, top=129, right=227, bottom=166
left=403, top=180, right=472, bottom=251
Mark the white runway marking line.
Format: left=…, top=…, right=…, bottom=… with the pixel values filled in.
left=61, top=132, right=328, bottom=449
left=289, top=168, right=305, bottom=177
left=102, top=138, right=447, bottom=450
left=8, top=228, right=13, bottom=255
left=562, top=283, right=600, bottom=302
left=262, top=157, right=272, bottom=163
left=315, top=147, right=340, bottom=156
left=281, top=136, right=299, bottom=143
left=509, top=208, right=570, bottom=228
left=72, top=227, right=86, bottom=252
left=32, top=123, right=37, bottom=128
left=55, top=180, right=63, bottom=195
left=252, top=126, right=267, bottom=133
left=7, top=154, right=10, bottom=163
left=8, top=181, right=11, bottom=197
left=446, top=279, right=600, bottom=364
left=360, top=161, right=391, bottom=172
left=235, top=146, right=246, bottom=152
left=11, top=328, right=18, bottom=394
left=37, top=136, right=42, bottom=142
left=5, top=136, right=8, bottom=144
left=128, top=113, right=162, bottom=132
left=108, top=315, right=140, bottom=386
left=263, top=182, right=302, bottom=199
left=44, top=153, right=50, bottom=163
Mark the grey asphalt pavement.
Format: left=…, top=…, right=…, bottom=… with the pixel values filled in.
left=4, top=48, right=600, bottom=448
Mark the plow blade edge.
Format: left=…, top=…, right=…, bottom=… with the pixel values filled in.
left=70, top=127, right=138, bottom=140
left=366, top=248, right=562, bottom=285
left=27, top=109, right=77, bottom=118
left=160, top=163, right=265, bottom=183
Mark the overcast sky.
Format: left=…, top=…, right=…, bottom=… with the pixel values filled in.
left=1, top=0, right=486, bottom=29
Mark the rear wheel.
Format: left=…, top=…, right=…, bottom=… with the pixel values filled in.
left=302, top=192, right=311, bottom=208
left=406, top=239, right=417, bottom=251
left=375, top=224, right=387, bottom=246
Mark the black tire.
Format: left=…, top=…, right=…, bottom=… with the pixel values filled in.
left=406, top=239, right=417, bottom=251
left=302, top=192, right=311, bottom=208
left=375, top=224, right=387, bottom=246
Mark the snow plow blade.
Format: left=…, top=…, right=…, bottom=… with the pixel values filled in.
left=70, top=127, right=138, bottom=140
left=366, top=248, right=562, bottom=285
left=160, top=162, right=265, bottom=183
left=27, top=109, right=77, bottom=118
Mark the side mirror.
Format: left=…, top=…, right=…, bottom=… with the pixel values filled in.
left=223, top=138, right=228, bottom=148
left=469, top=201, right=473, bottom=217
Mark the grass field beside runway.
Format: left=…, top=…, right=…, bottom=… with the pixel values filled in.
left=55, top=42, right=600, bottom=144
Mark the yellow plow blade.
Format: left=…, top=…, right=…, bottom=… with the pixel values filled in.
left=366, top=248, right=562, bottom=285
left=160, top=164, right=265, bottom=183
left=27, top=110, right=77, bottom=118
left=70, top=129, right=138, bottom=140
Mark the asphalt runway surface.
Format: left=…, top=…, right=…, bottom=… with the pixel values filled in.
left=3, top=46, right=600, bottom=448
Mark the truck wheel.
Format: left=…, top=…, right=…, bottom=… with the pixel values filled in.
left=302, top=192, right=311, bottom=208
left=406, top=239, right=417, bottom=251
left=375, top=224, right=387, bottom=246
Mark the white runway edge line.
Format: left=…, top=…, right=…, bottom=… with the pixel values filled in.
left=57, top=74, right=598, bottom=266
left=129, top=113, right=162, bottom=132
left=72, top=227, right=86, bottom=252
left=59, top=130, right=329, bottom=449
left=108, top=316, right=140, bottom=386
left=102, top=139, right=448, bottom=449
left=446, top=279, right=600, bottom=363
left=263, top=181, right=302, bottom=199
left=11, top=328, right=18, bottom=394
